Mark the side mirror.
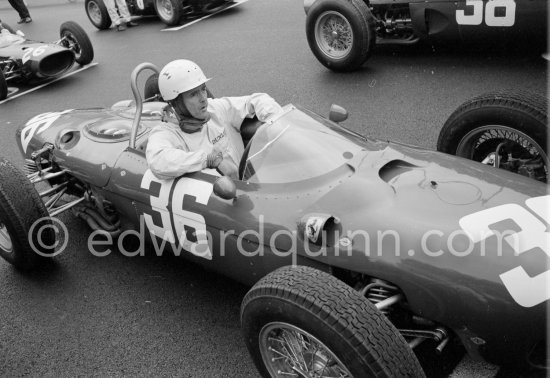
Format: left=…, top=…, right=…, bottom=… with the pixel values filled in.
left=329, top=104, right=348, bottom=123
left=213, top=176, right=237, bottom=200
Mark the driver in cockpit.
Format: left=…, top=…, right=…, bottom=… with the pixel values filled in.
left=146, top=59, right=282, bottom=181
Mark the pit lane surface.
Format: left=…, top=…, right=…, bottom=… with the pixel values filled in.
left=0, top=0, right=547, bottom=376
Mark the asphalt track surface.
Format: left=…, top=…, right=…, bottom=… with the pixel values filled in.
left=0, top=0, right=547, bottom=377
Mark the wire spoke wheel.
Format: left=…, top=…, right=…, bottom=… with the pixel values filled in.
left=438, top=91, right=548, bottom=183
left=456, top=125, right=548, bottom=182
left=0, top=223, right=13, bottom=254
left=157, top=0, right=174, bottom=20
left=315, top=11, right=353, bottom=60
left=87, top=1, right=103, bottom=25
left=260, top=322, right=352, bottom=378
left=62, top=32, right=81, bottom=60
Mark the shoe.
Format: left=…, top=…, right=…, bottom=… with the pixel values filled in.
left=127, top=21, right=138, bottom=27
left=116, top=23, right=127, bottom=31
left=17, top=17, right=32, bottom=24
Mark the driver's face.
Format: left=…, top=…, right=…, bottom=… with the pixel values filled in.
left=181, top=84, right=209, bottom=120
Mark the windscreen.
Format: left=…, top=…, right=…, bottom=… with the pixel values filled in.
left=242, top=106, right=364, bottom=183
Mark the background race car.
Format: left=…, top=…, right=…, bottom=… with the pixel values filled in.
left=85, top=0, right=234, bottom=28
left=304, top=0, right=548, bottom=71
left=0, top=21, right=94, bottom=101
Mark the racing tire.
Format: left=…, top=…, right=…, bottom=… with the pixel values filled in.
left=85, top=0, right=111, bottom=30
left=155, top=0, right=182, bottom=26
left=0, top=157, right=56, bottom=270
left=437, top=91, right=548, bottom=182
left=60, top=21, right=95, bottom=66
left=0, top=70, right=7, bottom=101
left=306, top=0, right=376, bottom=72
left=241, top=265, right=425, bottom=378
left=1, top=22, right=16, bottom=34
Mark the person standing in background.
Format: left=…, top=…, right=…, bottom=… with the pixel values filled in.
left=8, top=0, right=32, bottom=24
left=103, top=0, right=138, bottom=31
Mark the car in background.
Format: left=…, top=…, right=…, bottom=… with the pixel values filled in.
left=304, top=0, right=548, bottom=71
left=0, top=21, right=94, bottom=101
left=85, top=0, right=234, bottom=28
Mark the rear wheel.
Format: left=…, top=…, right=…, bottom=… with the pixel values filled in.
left=60, top=21, right=95, bottom=65
left=438, top=91, right=548, bottom=182
left=155, top=0, right=182, bottom=26
left=0, top=157, right=56, bottom=270
left=306, top=0, right=376, bottom=72
left=0, top=70, right=7, bottom=101
left=85, top=0, right=111, bottom=30
left=241, top=266, right=425, bottom=377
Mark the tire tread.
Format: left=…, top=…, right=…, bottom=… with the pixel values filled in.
left=242, top=265, right=424, bottom=377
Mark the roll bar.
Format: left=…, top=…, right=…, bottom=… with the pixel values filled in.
left=129, top=62, right=160, bottom=149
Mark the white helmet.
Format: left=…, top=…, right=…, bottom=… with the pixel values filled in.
left=158, top=59, right=211, bottom=101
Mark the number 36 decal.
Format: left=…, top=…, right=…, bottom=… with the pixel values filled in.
left=141, top=170, right=214, bottom=260
left=456, top=0, right=516, bottom=27
left=460, top=195, right=549, bottom=308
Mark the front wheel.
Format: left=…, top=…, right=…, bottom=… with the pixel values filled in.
left=85, top=0, right=111, bottom=30
left=60, top=21, right=95, bottom=65
left=438, top=91, right=548, bottom=182
left=241, top=266, right=425, bottom=377
left=0, top=157, right=56, bottom=270
left=155, top=0, right=182, bottom=26
left=306, top=0, right=376, bottom=72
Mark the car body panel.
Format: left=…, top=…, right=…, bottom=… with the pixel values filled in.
left=15, top=102, right=549, bottom=367
left=0, top=40, right=76, bottom=80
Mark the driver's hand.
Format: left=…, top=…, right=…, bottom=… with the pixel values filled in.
left=217, top=158, right=238, bottom=180
left=206, top=150, right=223, bottom=169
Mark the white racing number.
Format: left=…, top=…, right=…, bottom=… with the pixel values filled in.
left=140, top=170, right=214, bottom=260
left=22, top=45, right=48, bottom=64
left=459, top=195, right=550, bottom=308
left=20, top=110, right=73, bottom=153
left=456, top=0, right=516, bottom=27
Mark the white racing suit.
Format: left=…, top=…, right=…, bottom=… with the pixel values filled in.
left=146, top=93, right=283, bottom=180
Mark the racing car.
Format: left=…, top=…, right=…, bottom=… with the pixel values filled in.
left=0, top=21, right=94, bottom=101
left=85, top=0, right=234, bottom=28
left=304, top=0, right=548, bottom=71
left=0, top=63, right=548, bottom=376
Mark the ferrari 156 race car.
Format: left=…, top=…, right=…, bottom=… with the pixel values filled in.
left=304, top=0, right=548, bottom=71
left=0, top=63, right=548, bottom=376
left=85, top=0, right=234, bottom=28
left=0, top=21, right=94, bottom=101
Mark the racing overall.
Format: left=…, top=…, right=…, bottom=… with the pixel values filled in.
left=146, top=93, right=282, bottom=181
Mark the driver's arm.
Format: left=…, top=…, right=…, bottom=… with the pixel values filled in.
left=146, top=126, right=219, bottom=180
left=209, top=93, right=283, bottom=130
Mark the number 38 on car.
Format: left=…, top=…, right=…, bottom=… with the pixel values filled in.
left=304, top=0, right=548, bottom=71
